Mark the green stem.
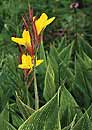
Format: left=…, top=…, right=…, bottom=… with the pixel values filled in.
left=34, top=49, right=39, bottom=110
left=34, top=67, right=39, bottom=110
left=25, top=80, right=30, bottom=106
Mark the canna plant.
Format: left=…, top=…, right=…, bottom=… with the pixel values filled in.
left=11, top=8, right=55, bottom=110
left=0, top=3, right=92, bottom=130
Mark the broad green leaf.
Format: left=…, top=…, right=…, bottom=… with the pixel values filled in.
left=0, top=54, right=24, bottom=112
left=58, top=42, right=74, bottom=85
left=72, top=105, right=92, bottom=130
left=16, top=94, right=35, bottom=120
left=60, top=87, right=82, bottom=129
left=43, top=62, right=56, bottom=101
left=0, top=103, right=9, bottom=129
left=49, top=46, right=59, bottom=86
left=58, top=41, right=74, bottom=64
left=49, top=45, right=60, bottom=65
left=9, top=103, right=24, bottom=129
left=3, top=121, right=17, bottom=130
left=0, top=87, right=11, bottom=113
left=59, top=62, right=74, bottom=87
left=77, top=51, right=92, bottom=71
left=57, top=37, right=67, bottom=53
left=39, top=41, right=46, bottom=64
left=61, top=114, right=77, bottom=130
left=11, top=113, right=24, bottom=129
left=78, top=35, right=92, bottom=59
left=72, top=52, right=92, bottom=108
left=38, top=40, right=47, bottom=74
left=18, top=92, right=61, bottom=130
left=57, top=41, right=74, bottom=87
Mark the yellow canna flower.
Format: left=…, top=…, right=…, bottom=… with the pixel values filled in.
left=18, top=54, right=33, bottom=69
left=11, top=29, right=31, bottom=47
left=35, top=13, right=55, bottom=35
left=18, top=54, right=43, bottom=70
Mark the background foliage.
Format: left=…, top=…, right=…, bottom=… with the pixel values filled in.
left=0, top=0, right=92, bottom=130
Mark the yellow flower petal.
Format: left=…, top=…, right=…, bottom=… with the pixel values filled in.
left=26, top=55, right=32, bottom=66
left=11, top=37, right=26, bottom=46
left=11, top=29, right=31, bottom=47
left=33, top=13, right=48, bottom=35
left=18, top=54, right=33, bottom=70
left=22, top=29, right=31, bottom=46
left=43, top=17, right=55, bottom=27
left=36, top=59, right=44, bottom=66
left=18, top=54, right=43, bottom=70
left=18, top=64, right=31, bottom=69
left=38, top=13, right=48, bottom=22
left=22, top=54, right=33, bottom=67
left=35, top=13, right=48, bottom=35
left=22, top=54, right=27, bottom=65
left=35, top=13, right=55, bottom=35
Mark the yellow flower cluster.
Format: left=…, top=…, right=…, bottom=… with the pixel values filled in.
left=11, top=13, right=55, bottom=71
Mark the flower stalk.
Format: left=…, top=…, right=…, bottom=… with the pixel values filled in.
left=25, top=79, right=30, bottom=106
left=33, top=44, right=39, bottom=110
left=34, top=64, right=39, bottom=110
